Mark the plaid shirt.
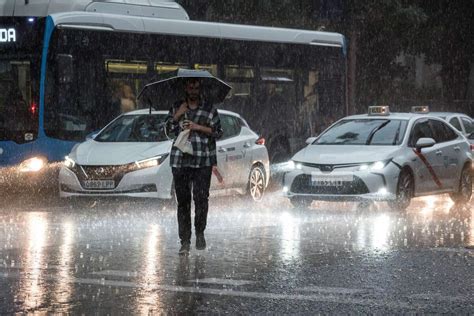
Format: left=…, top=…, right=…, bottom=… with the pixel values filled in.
left=165, top=100, right=223, bottom=168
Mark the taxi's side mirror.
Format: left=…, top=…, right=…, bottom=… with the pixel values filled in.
left=415, top=137, right=435, bottom=151
left=306, top=136, right=317, bottom=145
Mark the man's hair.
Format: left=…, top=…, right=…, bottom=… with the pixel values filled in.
left=185, top=78, right=201, bottom=86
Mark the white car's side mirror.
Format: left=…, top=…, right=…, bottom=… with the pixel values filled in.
left=415, top=137, right=436, bottom=151
left=306, top=137, right=317, bottom=145
left=86, top=132, right=99, bottom=140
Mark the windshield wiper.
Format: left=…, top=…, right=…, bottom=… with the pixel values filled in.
left=366, top=120, right=390, bottom=145
left=392, top=121, right=402, bottom=145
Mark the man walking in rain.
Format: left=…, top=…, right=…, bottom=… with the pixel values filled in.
left=166, top=78, right=223, bottom=255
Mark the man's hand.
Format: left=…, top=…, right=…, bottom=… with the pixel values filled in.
left=183, top=120, right=212, bottom=135
left=183, top=120, right=198, bottom=131
left=173, top=102, right=188, bottom=121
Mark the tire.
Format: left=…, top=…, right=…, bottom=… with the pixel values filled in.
left=388, top=169, right=414, bottom=211
left=248, top=165, right=266, bottom=202
left=289, top=197, right=312, bottom=209
left=270, top=143, right=289, bottom=164
left=449, top=165, right=472, bottom=204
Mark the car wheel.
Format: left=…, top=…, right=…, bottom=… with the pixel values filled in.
left=388, top=169, right=413, bottom=211
left=248, top=165, right=266, bottom=202
left=449, top=165, right=472, bottom=204
left=289, top=197, right=312, bottom=209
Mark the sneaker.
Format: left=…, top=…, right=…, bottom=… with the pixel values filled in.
left=179, top=242, right=190, bottom=255
left=196, top=233, right=206, bottom=250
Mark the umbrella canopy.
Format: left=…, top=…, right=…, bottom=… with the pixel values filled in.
left=137, top=68, right=232, bottom=111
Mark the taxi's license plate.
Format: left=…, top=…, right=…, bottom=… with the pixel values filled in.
left=311, top=173, right=353, bottom=186
left=84, top=180, right=115, bottom=189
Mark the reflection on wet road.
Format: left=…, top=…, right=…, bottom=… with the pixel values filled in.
left=0, top=193, right=473, bottom=314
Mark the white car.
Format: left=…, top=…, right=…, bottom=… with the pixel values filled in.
left=428, top=112, right=474, bottom=146
left=59, top=109, right=269, bottom=201
left=283, top=106, right=473, bottom=210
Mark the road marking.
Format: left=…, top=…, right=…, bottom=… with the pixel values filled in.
left=1, top=272, right=471, bottom=310
left=430, top=247, right=474, bottom=254
left=91, top=270, right=138, bottom=277
left=298, top=286, right=371, bottom=295
left=188, top=278, right=254, bottom=286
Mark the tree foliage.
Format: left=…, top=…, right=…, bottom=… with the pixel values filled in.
left=409, top=0, right=474, bottom=100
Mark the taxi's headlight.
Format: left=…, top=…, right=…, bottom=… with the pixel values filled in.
left=19, top=157, right=47, bottom=173
left=133, top=154, right=169, bottom=171
left=287, top=160, right=303, bottom=170
left=359, top=160, right=391, bottom=171
left=64, top=156, right=76, bottom=169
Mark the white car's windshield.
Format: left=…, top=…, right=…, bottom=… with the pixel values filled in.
left=96, top=114, right=169, bottom=142
left=316, top=119, right=408, bottom=145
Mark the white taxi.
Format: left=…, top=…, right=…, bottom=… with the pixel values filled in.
left=59, top=109, right=269, bottom=201
left=283, top=106, right=473, bottom=210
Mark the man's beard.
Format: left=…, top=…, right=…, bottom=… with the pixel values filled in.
left=187, top=93, right=199, bottom=101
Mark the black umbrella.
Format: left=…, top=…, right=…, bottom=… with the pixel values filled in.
left=137, top=68, right=232, bottom=112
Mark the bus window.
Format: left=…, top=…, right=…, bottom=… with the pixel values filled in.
left=155, top=62, right=188, bottom=74
left=194, top=64, right=218, bottom=76
left=106, top=60, right=147, bottom=74
left=222, top=65, right=254, bottom=113
left=0, top=60, right=36, bottom=143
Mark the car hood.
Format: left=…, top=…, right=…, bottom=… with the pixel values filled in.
left=292, top=145, right=400, bottom=165
left=69, top=140, right=172, bottom=165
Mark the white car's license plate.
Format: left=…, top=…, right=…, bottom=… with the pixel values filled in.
left=311, top=173, right=353, bottom=186
left=84, top=180, right=115, bottom=189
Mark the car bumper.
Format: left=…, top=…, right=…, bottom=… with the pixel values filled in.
left=58, top=163, right=173, bottom=199
left=282, top=164, right=399, bottom=202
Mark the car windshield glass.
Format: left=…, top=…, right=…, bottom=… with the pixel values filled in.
left=95, top=114, right=168, bottom=142
left=315, top=119, right=408, bottom=145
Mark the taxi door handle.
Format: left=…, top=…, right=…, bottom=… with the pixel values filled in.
left=435, top=150, right=443, bottom=156
left=243, top=142, right=251, bottom=148
left=218, top=147, right=227, bottom=153
left=453, top=146, right=461, bottom=151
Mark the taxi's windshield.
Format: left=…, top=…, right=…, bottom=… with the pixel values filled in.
left=95, top=114, right=168, bottom=142
left=315, top=119, right=408, bottom=145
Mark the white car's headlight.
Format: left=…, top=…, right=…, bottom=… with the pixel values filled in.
left=19, top=157, right=47, bottom=173
left=133, top=154, right=168, bottom=170
left=64, top=156, right=76, bottom=169
left=359, top=160, right=391, bottom=171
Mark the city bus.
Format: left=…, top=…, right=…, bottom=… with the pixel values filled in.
left=0, top=0, right=346, bottom=190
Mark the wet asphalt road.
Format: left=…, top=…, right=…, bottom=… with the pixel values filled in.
left=0, top=191, right=473, bottom=314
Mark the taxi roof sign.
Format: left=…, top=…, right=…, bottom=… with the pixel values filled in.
left=368, top=105, right=390, bottom=116
left=411, top=105, right=430, bottom=114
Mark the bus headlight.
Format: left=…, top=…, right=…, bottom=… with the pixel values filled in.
left=19, top=157, right=47, bottom=173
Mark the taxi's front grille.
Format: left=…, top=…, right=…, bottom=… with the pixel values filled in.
left=291, top=174, right=369, bottom=195
left=300, top=162, right=362, bottom=171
